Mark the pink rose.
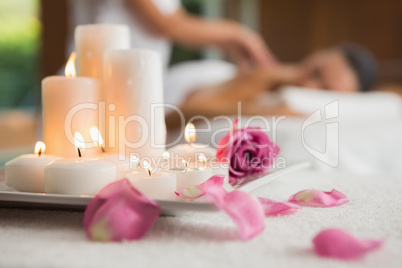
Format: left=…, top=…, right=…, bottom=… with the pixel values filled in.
left=217, top=119, right=279, bottom=184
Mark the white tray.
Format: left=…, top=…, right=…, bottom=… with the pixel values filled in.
left=0, top=189, right=217, bottom=216
left=0, top=162, right=311, bottom=216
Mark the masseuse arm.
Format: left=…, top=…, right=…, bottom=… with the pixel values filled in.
left=126, top=0, right=276, bottom=70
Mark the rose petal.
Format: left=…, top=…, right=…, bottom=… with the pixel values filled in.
left=313, top=228, right=383, bottom=260
left=288, top=189, right=349, bottom=207
left=83, top=178, right=131, bottom=229
left=175, top=175, right=225, bottom=201
left=205, top=185, right=265, bottom=240
left=84, top=179, right=160, bottom=241
left=258, top=197, right=302, bottom=216
left=176, top=174, right=265, bottom=240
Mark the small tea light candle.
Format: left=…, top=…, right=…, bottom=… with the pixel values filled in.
left=5, top=141, right=60, bottom=193
left=127, top=161, right=176, bottom=200
left=90, top=126, right=131, bottom=170
left=115, top=155, right=142, bottom=180
left=167, top=123, right=216, bottom=165
left=44, top=132, right=116, bottom=195
left=169, top=166, right=213, bottom=190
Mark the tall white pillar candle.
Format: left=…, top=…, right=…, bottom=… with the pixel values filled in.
left=104, top=49, right=166, bottom=159
left=75, top=24, right=130, bottom=99
left=42, top=76, right=100, bottom=158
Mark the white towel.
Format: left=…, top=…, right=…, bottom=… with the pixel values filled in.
left=0, top=171, right=401, bottom=267
left=281, top=86, right=402, bottom=121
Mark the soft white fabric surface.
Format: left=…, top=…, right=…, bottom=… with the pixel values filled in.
left=281, top=87, right=402, bottom=121
left=1, top=170, right=401, bottom=268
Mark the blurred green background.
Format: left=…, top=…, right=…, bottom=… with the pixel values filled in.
left=170, top=0, right=203, bottom=65
left=0, top=0, right=41, bottom=109
left=0, top=0, right=201, bottom=109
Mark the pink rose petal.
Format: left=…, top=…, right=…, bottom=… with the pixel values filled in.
left=313, top=228, right=383, bottom=260
left=84, top=179, right=160, bottom=241
left=258, top=197, right=302, bottom=216
left=176, top=174, right=265, bottom=240
left=83, top=178, right=132, bottom=228
left=288, top=189, right=349, bottom=207
left=205, top=185, right=265, bottom=240
left=175, top=175, right=225, bottom=201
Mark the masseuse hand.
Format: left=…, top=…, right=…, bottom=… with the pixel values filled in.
left=126, top=1, right=276, bottom=72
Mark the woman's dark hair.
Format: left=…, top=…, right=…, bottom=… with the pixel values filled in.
left=336, top=43, right=378, bottom=92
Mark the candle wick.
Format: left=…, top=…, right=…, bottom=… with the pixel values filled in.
left=78, top=148, right=82, bottom=158
left=148, top=169, right=151, bottom=176
left=38, top=148, right=42, bottom=157
left=101, top=147, right=105, bottom=153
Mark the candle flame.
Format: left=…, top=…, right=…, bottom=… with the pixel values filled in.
left=90, top=127, right=104, bottom=148
left=182, top=159, right=188, bottom=169
left=74, top=132, right=85, bottom=156
left=130, top=155, right=140, bottom=168
left=65, top=52, right=77, bottom=78
left=198, top=153, right=207, bottom=162
left=162, top=151, right=170, bottom=158
left=34, top=141, right=46, bottom=156
left=184, top=123, right=196, bottom=143
left=131, top=155, right=140, bottom=164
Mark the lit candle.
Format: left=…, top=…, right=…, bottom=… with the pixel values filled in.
left=42, top=53, right=100, bottom=158
left=165, top=124, right=230, bottom=187
left=167, top=123, right=216, bottom=167
left=90, top=126, right=105, bottom=153
left=5, top=141, right=60, bottom=193
left=169, top=165, right=214, bottom=190
left=115, top=155, right=141, bottom=180
left=125, top=161, right=176, bottom=199
left=44, top=132, right=116, bottom=196
left=104, top=49, right=166, bottom=159
left=90, top=126, right=131, bottom=170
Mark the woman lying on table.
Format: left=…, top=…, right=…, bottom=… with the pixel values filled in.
left=174, top=43, right=379, bottom=121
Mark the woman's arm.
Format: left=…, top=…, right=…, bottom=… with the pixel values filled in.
left=126, top=0, right=276, bottom=69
